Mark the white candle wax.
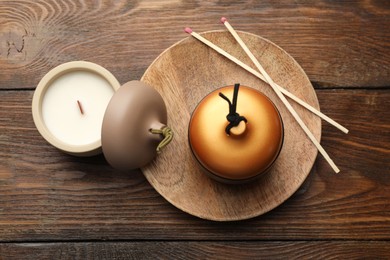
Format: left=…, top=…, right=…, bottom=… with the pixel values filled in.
left=42, top=71, right=114, bottom=146
left=32, top=61, right=121, bottom=156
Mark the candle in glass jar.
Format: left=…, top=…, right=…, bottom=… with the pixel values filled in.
left=32, top=61, right=120, bottom=156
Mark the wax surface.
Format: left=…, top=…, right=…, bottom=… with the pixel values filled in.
left=42, top=71, right=114, bottom=146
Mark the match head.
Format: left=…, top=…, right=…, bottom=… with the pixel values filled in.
left=184, top=27, right=193, bottom=34
left=220, top=17, right=228, bottom=24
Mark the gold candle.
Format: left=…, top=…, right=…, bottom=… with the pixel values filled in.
left=189, top=84, right=284, bottom=183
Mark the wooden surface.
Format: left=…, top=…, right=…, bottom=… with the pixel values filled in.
left=141, top=31, right=321, bottom=221
left=0, top=0, right=389, bottom=259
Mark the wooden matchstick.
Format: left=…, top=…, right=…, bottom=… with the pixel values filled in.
left=184, top=27, right=348, bottom=134
left=219, top=18, right=339, bottom=173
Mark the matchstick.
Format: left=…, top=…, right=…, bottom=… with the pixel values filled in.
left=184, top=27, right=348, bottom=134
left=220, top=18, right=339, bottom=173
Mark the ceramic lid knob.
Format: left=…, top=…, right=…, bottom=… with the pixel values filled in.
left=189, top=85, right=284, bottom=183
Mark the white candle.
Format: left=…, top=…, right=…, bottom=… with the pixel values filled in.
left=32, top=61, right=120, bottom=156
left=42, top=70, right=114, bottom=145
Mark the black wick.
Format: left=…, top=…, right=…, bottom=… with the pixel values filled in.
left=219, top=83, right=247, bottom=135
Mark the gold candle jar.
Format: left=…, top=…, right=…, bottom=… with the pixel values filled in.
left=189, top=84, right=284, bottom=184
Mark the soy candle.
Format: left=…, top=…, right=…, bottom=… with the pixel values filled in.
left=32, top=61, right=120, bottom=156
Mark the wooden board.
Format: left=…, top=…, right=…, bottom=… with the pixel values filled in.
left=2, top=241, right=390, bottom=259
left=1, top=1, right=389, bottom=90
left=0, top=89, right=389, bottom=241
left=141, top=31, right=322, bottom=221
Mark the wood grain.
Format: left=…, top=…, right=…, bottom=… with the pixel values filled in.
left=0, top=89, right=388, bottom=241
left=0, top=1, right=389, bottom=257
left=0, top=0, right=389, bottom=89
left=141, top=30, right=321, bottom=221
left=1, top=241, right=390, bottom=259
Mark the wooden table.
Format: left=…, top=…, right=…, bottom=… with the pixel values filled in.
left=0, top=1, right=389, bottom=258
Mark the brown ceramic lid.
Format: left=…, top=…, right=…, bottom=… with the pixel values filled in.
left=188, top=85, right=284, bottom=183
left=101, top=80, right=167, bottom=170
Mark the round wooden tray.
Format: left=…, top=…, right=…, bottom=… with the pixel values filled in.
left=141, top=30, right=321, bottom=221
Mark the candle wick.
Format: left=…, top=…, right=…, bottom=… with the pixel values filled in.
left=219, top=83, right=247, bottom=135
left=77, top=100, right=84, bottom=115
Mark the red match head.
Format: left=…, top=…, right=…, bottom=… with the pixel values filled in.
left=184, top=27, right=193, bottom=34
